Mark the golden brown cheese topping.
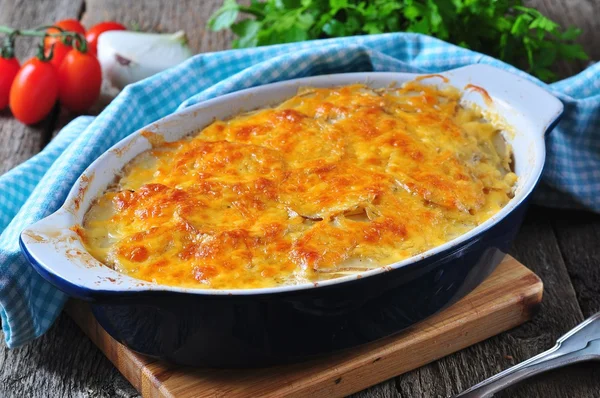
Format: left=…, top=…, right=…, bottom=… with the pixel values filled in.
left=80, top=82, right=517, bottom=289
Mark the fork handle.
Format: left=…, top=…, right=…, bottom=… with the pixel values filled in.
left=455, top=342, right=599, bottom=398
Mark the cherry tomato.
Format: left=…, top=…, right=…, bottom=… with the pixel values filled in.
left=0, top=57, right=20, bottom=110
left=58, top=49, right=102, bottom=112
left=44, top=19, right=86, bottom=69
left=45, top=43, right=71, bottom=70
left=85, top=21, right=126, bottom=55
left=9, top=58, right=58, bottom=124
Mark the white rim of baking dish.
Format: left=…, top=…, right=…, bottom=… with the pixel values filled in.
left=20, top=64, right=563, bottom=297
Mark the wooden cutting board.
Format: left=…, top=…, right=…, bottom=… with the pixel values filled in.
left=66, top=255, right=542, bottom=398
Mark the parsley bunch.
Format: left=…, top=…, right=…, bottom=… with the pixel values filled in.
left=208, top=0, right=588, bottom=82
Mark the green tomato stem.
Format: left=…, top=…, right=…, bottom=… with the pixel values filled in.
left=0, top=25, right=66, bottom=37
left=37, top=42, right=54, bottom=62
left=0, top=31, right=16, bottom=58
left=0, top=24, right=89, bottom=61
left=73, top=34, right=88, bottom=53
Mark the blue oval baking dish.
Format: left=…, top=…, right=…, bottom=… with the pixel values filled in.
left=20, top=65, right=563, bottom=367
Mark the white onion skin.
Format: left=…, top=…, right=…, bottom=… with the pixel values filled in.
left=97, top=30, right=193, bottom=89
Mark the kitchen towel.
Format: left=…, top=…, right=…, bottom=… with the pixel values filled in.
left=1, top=33, right=599, bottom=347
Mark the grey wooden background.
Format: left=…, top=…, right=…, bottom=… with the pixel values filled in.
left=0, top=0, right=599, bottom=397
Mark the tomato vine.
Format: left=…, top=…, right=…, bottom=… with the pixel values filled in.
left=0, top=25, right=88, bottom=62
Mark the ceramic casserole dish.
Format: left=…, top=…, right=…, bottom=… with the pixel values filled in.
left=20, top=64, right=563, bottom=367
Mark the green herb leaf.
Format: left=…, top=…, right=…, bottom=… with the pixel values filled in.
left=363, top=21, right=382, bottom=35
left=558, top=43, right=589, bottom=60
left=209, top=0, right=589, bottom=82
left=208, top=0, right=240, bottom=31
left=323, top=19, right=346, bottom=36
left=282, top=25, right=309, bottom=42
left=231, top=20, right=261, bottom=47
left=329, top=0, right=348, bottom=8
left=561, top=26, right=582, bottom=41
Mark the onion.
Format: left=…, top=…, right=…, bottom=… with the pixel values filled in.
left=97, top=30, right=193, bottom=90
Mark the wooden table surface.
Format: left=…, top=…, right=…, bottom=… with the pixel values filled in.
left=0, top=1, right=598, bottom=397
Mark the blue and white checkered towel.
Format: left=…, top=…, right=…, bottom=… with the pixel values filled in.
left=1, top=33, right=599, bottom=347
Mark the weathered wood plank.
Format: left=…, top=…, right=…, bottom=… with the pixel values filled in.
left=0, top=313, right=137, bottom=398
left=1, top=0, right=600, bottom=397
left=80, top=0, right=234, bottom=54
left=552, top=210, right=600, bottom=317
left=550, top=210, right=600, bottom=398
left=470, top=207, right=599, bottom=397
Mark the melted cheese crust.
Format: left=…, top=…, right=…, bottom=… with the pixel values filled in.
left=81, top=82, right=517, bottom=289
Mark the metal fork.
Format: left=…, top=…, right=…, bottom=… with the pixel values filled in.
left=454, top=311, right=600, bottom=397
